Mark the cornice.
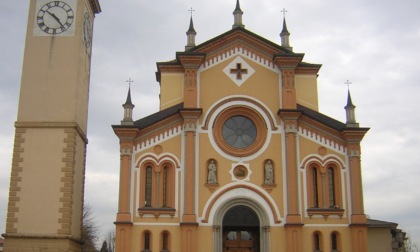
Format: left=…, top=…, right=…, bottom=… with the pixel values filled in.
left=87, top=0, right=101, bottom=14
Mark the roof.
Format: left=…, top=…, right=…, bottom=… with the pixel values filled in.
left=133, top=103, right=184, bottom=129
left=367, top=219, right=398, bottom=229
left=115, top=102, right=364, bottom=134
left=188, top=26, right=293, bottom=54
left=297, top=104, right=346, bottom=131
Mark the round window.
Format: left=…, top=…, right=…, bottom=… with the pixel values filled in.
left=213, top=106, right=267, bottom=157
left=222, top=116, right=257, bottom=149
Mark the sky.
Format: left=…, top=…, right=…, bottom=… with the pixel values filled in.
left=1, top=0, right=420, bottom=248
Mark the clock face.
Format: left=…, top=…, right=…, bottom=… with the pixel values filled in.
left=36, top=1, right=75, bottom=35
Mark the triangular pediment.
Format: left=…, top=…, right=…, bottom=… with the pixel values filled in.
left=157, top=27, right=321, bottom=78
left=189, top=27, right=292, bottom=57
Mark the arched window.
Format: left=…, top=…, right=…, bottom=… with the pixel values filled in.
left=328, top=167, right=336, bottom=207
left=313, top=231, right=322, bottom=252
left=162, top=166, right=168, bottom=207
left=331, top=232, right=340, bottom=252
left=161, top=231, right=170, bottom=252
left=313, top=167, right=320, bottom=208
left=306, top=162, right=342, bottom=212
left=139, top=162, right=176, bottom=217
left=145, top=166, right=152, bottom=207
left=142, top=231, right=152, bottom=252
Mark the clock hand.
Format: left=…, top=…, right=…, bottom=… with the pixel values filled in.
left=46, top=10, right=64, bottom=27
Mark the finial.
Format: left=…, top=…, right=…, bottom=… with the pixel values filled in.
left=185, top=8, right=197, bottom=50
left=232, top=0, right=245, bottom=29
left=280, top=8, right=292, bottom=51
left=121, top=78, right=135, bottom=125
left=126, top=78, right=134, bottom=88
left=188, top=7, right=195, bottom=18
left=344, top=80, right=359, bottom=127
left=281, top=8, right=287, bottom=18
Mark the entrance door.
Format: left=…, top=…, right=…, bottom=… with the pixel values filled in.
left=222, top=206, right=260, bottom=252
left=223, top=229, right=258, bottom=252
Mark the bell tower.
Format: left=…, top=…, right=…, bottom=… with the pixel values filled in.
left=3, top=0, right=101, bottom=251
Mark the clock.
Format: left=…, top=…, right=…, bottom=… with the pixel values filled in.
left=36, top=1, right=75, bottom=35
left=83, top=10, right=93, bottom=51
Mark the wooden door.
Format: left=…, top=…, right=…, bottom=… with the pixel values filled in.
left=223, top=230, right=257, bottom=252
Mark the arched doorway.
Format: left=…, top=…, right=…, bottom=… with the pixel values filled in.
left=222, top=205, right=260, bottom=252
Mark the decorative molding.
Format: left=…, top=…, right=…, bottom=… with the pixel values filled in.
left=223, top=56, right=255, bottom=86
left=134, top=125, right=183, bottom=153
left=298, top=126, right=346, bottom=154
left=201, top=46, right=276, bottom=71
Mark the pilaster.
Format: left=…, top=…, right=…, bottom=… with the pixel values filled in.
left=113, top=127, right=139, bottom=252
left=180, top=109, right=202, bottom=252
left=278, top=110, right=304, bottom=252
left=274, top=54, right=304, bottom=109
left=177, top=53, right=206, bottom=108
left=342, top=128, right=369, bottom=252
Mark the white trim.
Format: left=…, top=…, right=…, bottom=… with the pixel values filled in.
left=200, top=96, right=279, bottom=162
left=298, top=127, right=346, bottom=154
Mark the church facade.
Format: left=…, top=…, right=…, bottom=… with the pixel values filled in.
left=112, top=1, right=374, bottom=252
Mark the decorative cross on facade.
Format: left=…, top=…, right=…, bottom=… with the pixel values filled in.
left=230, top=63, right=248, bottom=80
left=188, top=7, right=195, bottom=17
left=126, top=78, right=134, bottom=87
left=281, top=8, right=288, bottom=17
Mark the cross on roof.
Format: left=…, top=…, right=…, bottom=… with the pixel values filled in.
left=230, top=63, right=248, bottom=80
left=345, top=80, right=352, bottom=89
left=281, top=8, right=288, bottom=18
left=188, top=7, right=195, bottom=18
left=126, top=78, right=134, bottom=87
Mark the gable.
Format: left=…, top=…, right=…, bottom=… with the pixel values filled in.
left=157, top=27, right=322, bottom=112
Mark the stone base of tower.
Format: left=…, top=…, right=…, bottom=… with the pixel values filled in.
left=2, top=234, right=82, bottom=252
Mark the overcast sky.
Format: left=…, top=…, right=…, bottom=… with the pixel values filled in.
left=1, top=0, right=419, bottom=247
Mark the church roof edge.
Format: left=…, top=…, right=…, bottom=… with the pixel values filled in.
left=295, top=104, right=368, bottom=133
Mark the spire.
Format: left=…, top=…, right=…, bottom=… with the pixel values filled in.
left=344, top=81, right=359, bottom=128
left=121, top=79, right=135, bottom=125
left=185, top=8, right=197, bottom=50
left=280, top=9, right=292, bottom=51
left=232, top=0, right=245, bottom=29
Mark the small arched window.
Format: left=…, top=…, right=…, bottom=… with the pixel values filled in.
left=145, top=166, right=153, bottom=207
left=331, top=232, right=340, bottom=252
left=162, top=166, right=168, bottom=207
left=142, top=231, right=151, bottom=252
left=313, top=167, right=319, bottom=208
left=328, top=167, right=336, bottom=207
left=161, top=231, right=170, bottom=252
left=313, top=231, right=322, bottom=252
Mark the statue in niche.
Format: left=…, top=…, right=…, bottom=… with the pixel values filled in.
left=207, top=159, right=217, bottom=184
left=264, top=160, right=274, bottom=184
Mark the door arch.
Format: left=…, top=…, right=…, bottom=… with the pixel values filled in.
left=223, top=205, right=259, bottom=252
left=212, top=198, right=270, bottom=252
